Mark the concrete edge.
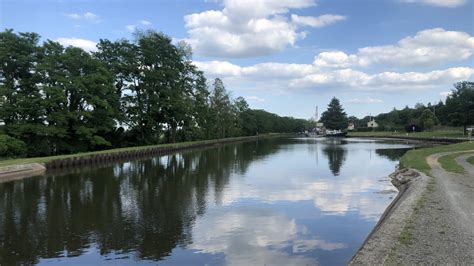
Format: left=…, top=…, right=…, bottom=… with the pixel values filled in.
left=349, top=168, right=429, bottom=265
left=0, top=163, right=46, bottom=183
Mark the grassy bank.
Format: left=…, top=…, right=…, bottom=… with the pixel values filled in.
left=468, top=156, right=474, bottom=166
left=0, top=134, right=282, bottom=168
left=400, top=142, right=474, bottom=174
left=438, top=154, right=466, bottom=174
left=349, top=130, right=467, bottom=140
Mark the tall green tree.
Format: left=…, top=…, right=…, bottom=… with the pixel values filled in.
left=320, top=97, right=348, bottom=130
left=209, top=78, right=239, bottom=138
left=41, top=46, right=118, bottom=153
left=419, top=109, right=439, bottom=130
left=0, top=30, right=45, bottom=155
left=444, top=81, right=474, bottom=133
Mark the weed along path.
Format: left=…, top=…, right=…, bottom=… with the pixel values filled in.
left=388, top=150, right=474, bottom=264
left=456, top=153, right=474, bottom=176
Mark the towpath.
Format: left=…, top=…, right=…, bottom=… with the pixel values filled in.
left=388, top=151, right=474, bottom=263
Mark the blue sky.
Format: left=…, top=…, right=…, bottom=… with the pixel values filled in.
left=1, top=0, right=473, bottom=119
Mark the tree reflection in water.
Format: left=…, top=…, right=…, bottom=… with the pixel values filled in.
left=322, top=139, right=348, bottom=176
left=0, top=140, right=279, bottom=265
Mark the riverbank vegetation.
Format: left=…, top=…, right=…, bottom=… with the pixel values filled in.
left=468, top=156, right=474, bottom=166
left=348, top=129, right=466, bottom=139
left=400, top=142, right=474, bottom=174
left=0, top=134, right=281, bottom=167
left=348, top=81, right=473, bottom=134
left=438, top=154, right=467, bottom=174
left=0, top=29, right=310, bottom=158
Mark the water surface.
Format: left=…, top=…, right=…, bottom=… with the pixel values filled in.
left=0, top=137, right=413, bottom=265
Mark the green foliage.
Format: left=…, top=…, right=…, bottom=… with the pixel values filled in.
left=0, top=29, right=308, bottom=159
left=400, top=142, right=474, bottom=174
left=467, top=156, right=474, bottom=166
left=444, top=81, right=474, bottom=131
left=438, top=153, right=466, bottom=174
left=350, top=82, right=472, bottom=133
left=0, top=134, right=27, bottom=158
left=420, top=109, right=439, bottom=130
left=320, top=97, right=348, bottom=130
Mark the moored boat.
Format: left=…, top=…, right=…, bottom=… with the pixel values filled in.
left=325, top=129, right=347, bottom=137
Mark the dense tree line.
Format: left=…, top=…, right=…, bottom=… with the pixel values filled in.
left=349, top=81, right=474, bottom=132
left=0, top=29, right=310, bottom=158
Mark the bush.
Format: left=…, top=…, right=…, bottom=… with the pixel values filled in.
left=0, top=134, right=27, bottom=158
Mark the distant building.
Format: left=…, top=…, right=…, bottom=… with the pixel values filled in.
left=347, top=122, right=355, bottom=130
left=367, top=119, right=378, bottom=128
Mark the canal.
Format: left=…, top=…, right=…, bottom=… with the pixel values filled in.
left=0, top=137, right=414, bottom=265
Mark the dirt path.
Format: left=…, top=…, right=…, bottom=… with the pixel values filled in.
left=456, top=153, right=474, bottom=177
left=388, top=151, right=474, bottom=264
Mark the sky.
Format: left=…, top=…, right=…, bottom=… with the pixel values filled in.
left=1, top=0, right=473, bottom=119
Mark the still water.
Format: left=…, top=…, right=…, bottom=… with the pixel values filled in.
left=0, top=137, right=413, bottom=265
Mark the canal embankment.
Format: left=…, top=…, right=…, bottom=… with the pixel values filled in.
left=0, top=134, right=285, bottom=182
left=348, top=131, right=469, bottom=144
left=351, top=141, right=474, bottom=264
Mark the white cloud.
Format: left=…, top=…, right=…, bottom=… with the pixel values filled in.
left=245, top=96, right=266, bottom=102
left=291, top=14, right=346, bottom=28
left=314, top=28, right=474, bottom=68
left=189, top=208, right=346, bottom=265
left=439, top=91, right=452, bottom=97
left=64, top=12, right=100, bottom=23
left=348, top=97, right=384, bottom=104
left=125, top=20, right=153, bottom=32
left=194, top=59, right=474, bottom=92
left=56, top=38, right=98, bottom=52
left=313, top=51, right=358, bottom=68
left=125, top=24, right=136, bottom=32
left=401, top=0, right=466, bottom=8
left=139, top=20, right=152, bottom=26
left=184, top=0, right=346, bottom=58
left=291, top=67, right=474, bottom=91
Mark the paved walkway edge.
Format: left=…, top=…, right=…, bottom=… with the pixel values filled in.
left=349, top=168, right=429, bottom=265
left=0, top=163, right=46, bottom=183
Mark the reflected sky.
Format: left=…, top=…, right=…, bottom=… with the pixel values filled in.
left=0, top=137, right=413, bottom=265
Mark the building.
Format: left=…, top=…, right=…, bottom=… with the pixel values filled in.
left=367, top=119, right=378, bottom=128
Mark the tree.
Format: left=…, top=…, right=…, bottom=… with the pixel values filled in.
left=444, top=81, right=474, bottom=133
left=0, top=29, right=310, bottom=158
left=420, top=109, right=439, bottom=130
left=209, top=78, right=238, bottom=138
left=320, top=97, right=348, bottom=130
left=42, top=46, right=118, bottom=153
left=0, top=30, right=45, bottom=156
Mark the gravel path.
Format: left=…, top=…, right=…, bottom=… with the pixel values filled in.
left=388, top=151, right=474, bottom=264
left=456, top=153, right=474, bottom=177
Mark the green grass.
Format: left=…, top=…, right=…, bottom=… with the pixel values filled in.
left=438, top=154, right=466, bottom=174
left=400, top=141, right=474, bottom=174
left=0, top=134, right=281, bottom=167
left=468, top=156, right=474, bottom=166
left=349, top=130, right=467, bottom=140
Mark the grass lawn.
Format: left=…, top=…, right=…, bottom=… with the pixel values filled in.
left=400, top=141, right=474, bottom=174
left=468, top=156, right=474, bottom=166
left=0, top=134, right=279, bottom=168
left=438, top=154, right=466, bottom=174
left=349, top=130, right=467, bottom=139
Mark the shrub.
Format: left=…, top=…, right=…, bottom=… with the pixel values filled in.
left=0, top=134, right=27, bottom=158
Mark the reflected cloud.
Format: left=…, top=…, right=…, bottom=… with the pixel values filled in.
left=189, top=208, right=346, bottom=265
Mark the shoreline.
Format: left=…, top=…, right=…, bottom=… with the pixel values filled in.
left=0, top=134, right=284, bottom=182
left=347, top=134, right=469, bottom=144
left=350, top=168, right=429, bottom=264
left=347, top=134, right=466, bottom=144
